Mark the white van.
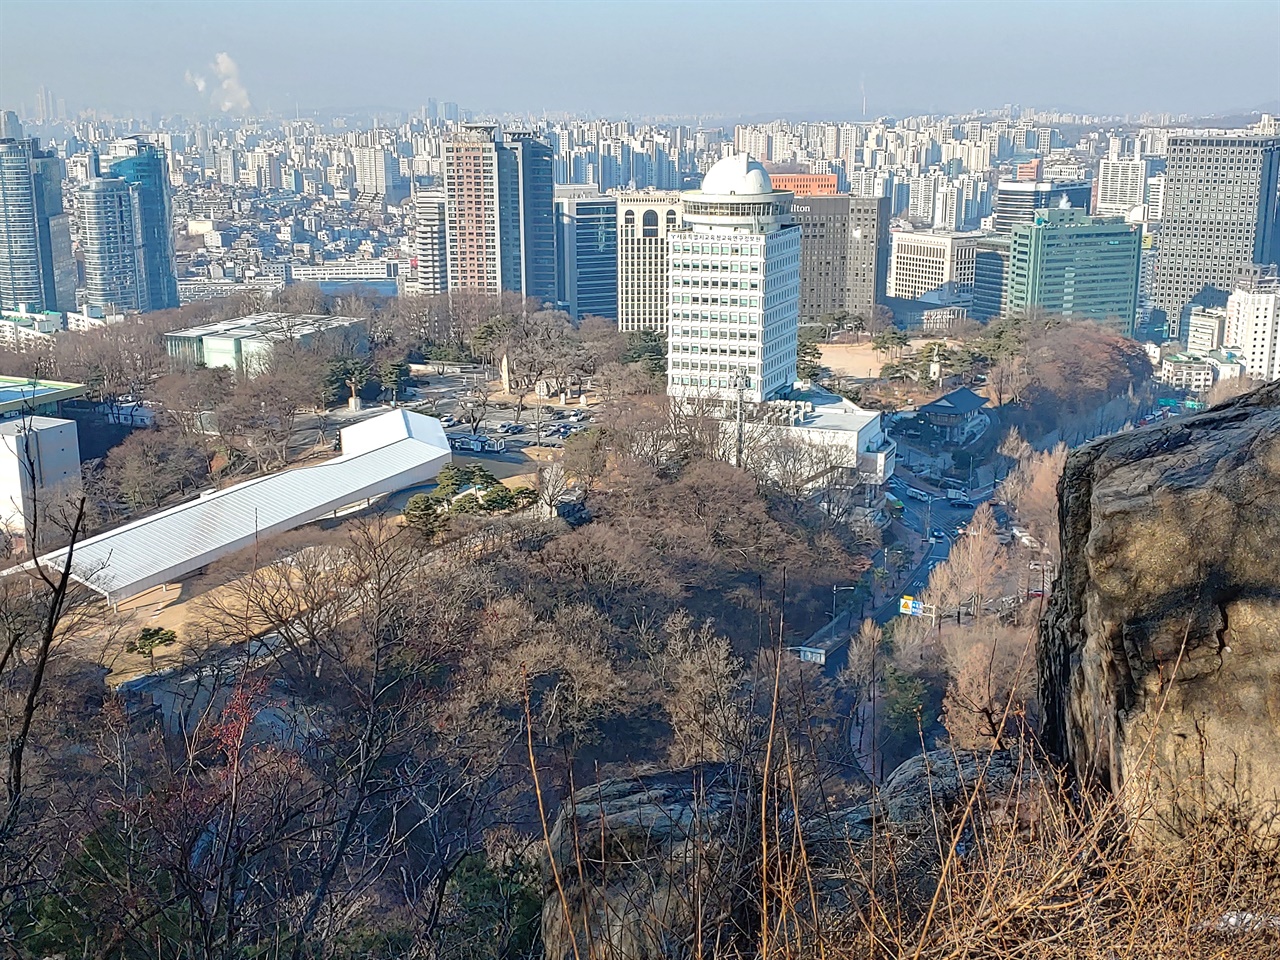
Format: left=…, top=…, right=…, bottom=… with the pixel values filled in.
left=906, top=487, right=933, bottom=502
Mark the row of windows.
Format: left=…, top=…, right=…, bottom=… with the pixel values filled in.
left=672, top=241, right=763, bottom=256
left=671, top=294, right=760, bottom=307
left=671, top=326, right=759, bottom=339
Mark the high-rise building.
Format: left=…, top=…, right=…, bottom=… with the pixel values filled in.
left=1096, top=158, right=1148, bottom=217
left=498, top=132, right=556, bottom=302
left=1152, top=135, right=1280, bottom=339
left=410, top=188, right=447, bottom=296
left=616, top=190, right=682, bottom=333
left=666, top=154, right=801, bottom=404
left=791, top=194, right=889, bottom=323
left=887, top=230, right=977, bottom=303
left=0, top=138, right=75, bottom=313
left=554, top=187, right=617, bottom=321
left=78, top=178, right=149, bottom=312
left=352, top=147, right=406, bottom=205
left=1225, top=265, right=1280, bottom=381
left=1005, top=209, right=1142, bottom=333
left=442, top=124, right=555, bottom=300
left=108, top=140, right=179, bottom=311
left=0, top=113, right=21, bottom=141
left=992, top=179, right=1092, bottom=233
left=972, top=234, right=1012, bottom=321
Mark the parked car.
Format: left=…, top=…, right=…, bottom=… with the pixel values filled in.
left=949, top=498, right=973, bottom=509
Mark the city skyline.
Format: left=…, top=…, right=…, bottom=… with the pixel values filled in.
left=2, top=0, right=1278, bottom=122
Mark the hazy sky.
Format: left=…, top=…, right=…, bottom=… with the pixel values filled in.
left=2, top=0, right=1278, bottom=120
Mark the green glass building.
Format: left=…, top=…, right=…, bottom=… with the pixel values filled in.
left=1006, top=208, right=1142, bottom=334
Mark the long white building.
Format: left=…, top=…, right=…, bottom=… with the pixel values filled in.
left=665, top=154, right=800, bottom=404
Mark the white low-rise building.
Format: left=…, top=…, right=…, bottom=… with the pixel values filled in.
left=732, top=387, right=896, bottom=514
left=0, top=416, right=80, bottom=544
left=1158, top=353, right=1215, bottom=392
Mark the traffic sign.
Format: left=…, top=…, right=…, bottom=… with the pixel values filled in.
left=1157, top=398, right=1178, bottom=407
left=796, top=646, right=827, bottom=665
left=899, top=596, right=914, bottom=614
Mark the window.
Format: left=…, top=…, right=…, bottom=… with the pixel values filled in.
left=643, top=210, right=659, bottom=238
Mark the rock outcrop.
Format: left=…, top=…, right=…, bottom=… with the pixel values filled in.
left=540, top=751, right=1049, bottom=959
left=1040, top=381, right=1280, bottom=847
left=541, top=764, right=758, bottom=960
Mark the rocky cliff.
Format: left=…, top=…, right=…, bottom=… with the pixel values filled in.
left=1039, top=380, right=1280, bottom=846
left=540, top=751, right=1046, bottom=959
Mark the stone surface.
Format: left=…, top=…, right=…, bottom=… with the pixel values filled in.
left=540, top=751, right=1048, bottom=958
left=540, top=764, right=758, bottom=960
left=1039, top=381, right=1280, bottom=847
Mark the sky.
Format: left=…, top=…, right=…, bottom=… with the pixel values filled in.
left=2, top=0, right=1278, bottom=121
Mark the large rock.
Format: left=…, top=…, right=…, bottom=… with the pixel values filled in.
left=1039, top=382, right=1280, bottom=848
left=539, top=751, right=1049, bottom=958
left=540, top=764, right=757, bottom=960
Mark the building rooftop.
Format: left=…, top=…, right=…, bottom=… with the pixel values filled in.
left=918, top=387, right=989, bottom=417
left=166, top=311, right=366, bottom=342
left=32, top=410, right=451, bottom=604
left=698, top=153, right=773, bottom=197
left=775, top=386, right=881, bottom=435
left=0, top=415, right=73, bottom=436
left=0, top=376, right=88, bottom=418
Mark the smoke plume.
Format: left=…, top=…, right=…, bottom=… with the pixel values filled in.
left=185, top=53, right=250, bottom=113
left=212, top=53, right=251, bottom=113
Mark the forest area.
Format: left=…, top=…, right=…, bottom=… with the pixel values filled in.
left=0, top=287, right=1233, bottom=957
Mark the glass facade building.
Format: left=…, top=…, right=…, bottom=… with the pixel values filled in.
left=555, top=191, right=617, bottom=320
left=1006, top=209, right=1142, bottom=334
left=108, top=141, right=179, bottom=311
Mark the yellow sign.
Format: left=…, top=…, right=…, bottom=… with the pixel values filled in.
left=899, top=596, right=914, bottom=614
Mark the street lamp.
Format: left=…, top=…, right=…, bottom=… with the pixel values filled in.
left=832, top=584, right=860, bottom=624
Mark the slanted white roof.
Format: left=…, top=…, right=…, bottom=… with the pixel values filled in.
left=41, top=410, right=450, bottom=603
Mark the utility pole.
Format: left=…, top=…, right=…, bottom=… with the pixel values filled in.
left=729, top=370, right=747, bottom=468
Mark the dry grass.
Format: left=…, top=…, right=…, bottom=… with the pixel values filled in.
left=537, top=736, right=1280, bottom=960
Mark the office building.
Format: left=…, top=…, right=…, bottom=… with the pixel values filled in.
left=554, top=187, right=617, bottom=321
left=1152, top=135, right=1280, bottom=339
left=1005, top=209, right=1142, bottom=333
left=1158, top=353, right=1216, bottom=393
left=1186, top=305, right=1227, bottom=354
left=0, top=113, right=21, bottom=140
left=0, top=138, right=76, bottom=313
left=972, top=234, right=1012, bottom=321
left=769, top=173, right=839, bottom=197
left=791, top=194, right=889, bottom=323
left=887, top=230, right=977, bottom=302
left=442, top=124, right=555, bottom=301
left=410, top=188, right=447, bottom=296
left=498, top=132, right=556, bottom=302
left=617, top=190, right=682, bottom=333
left=992, top=179, right=1091, bottom=233
left=107, top=139, right=179, bottom=311
left=1225, top=265, right=1280, bottom=381
left=666, top=154, right=801, bottom=404
left=1096, top=158, right=1149, bottom=217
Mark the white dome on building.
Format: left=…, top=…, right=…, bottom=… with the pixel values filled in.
left=699, top=153, right=772, bottom=196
